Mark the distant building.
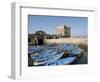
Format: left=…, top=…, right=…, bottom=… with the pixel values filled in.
left=55, top=25, right=71, bottom=38
left=28, top=31, right=59, bottom=45
left=28, top=25, right=71, bottom=45
left=28, top=31, right=47, bottom=45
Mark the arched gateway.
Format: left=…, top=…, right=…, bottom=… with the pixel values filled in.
left=35, top=31, right=46, bottom=45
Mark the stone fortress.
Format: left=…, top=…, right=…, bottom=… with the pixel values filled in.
left=55, top=25, right=70, bottom=38
left=28, top=25, right=87, bottom=45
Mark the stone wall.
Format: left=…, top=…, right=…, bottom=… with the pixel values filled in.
left=44, top=38, right=87, bottom=45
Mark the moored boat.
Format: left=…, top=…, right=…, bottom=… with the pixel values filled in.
left=29, top=44, right=84, bottom=66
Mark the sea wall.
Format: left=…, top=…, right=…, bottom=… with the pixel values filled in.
left=44, top=38, right=87, bottom=45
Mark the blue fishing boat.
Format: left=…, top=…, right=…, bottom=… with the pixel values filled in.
left=28, top=44, right=83, bottom=66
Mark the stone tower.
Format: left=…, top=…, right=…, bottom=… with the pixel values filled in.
left=55, top=25, right=71, bottom=38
